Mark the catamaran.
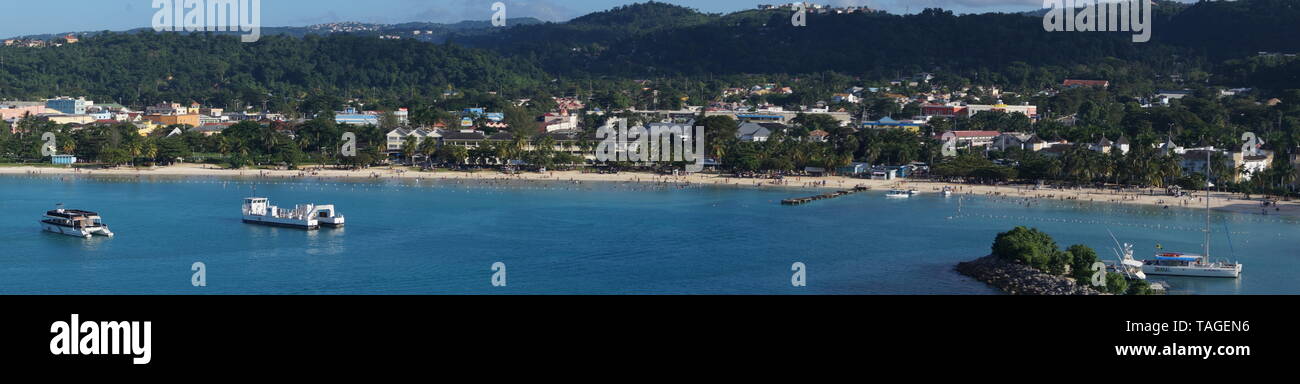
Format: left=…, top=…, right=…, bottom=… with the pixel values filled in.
left=1140, top=150, right=1242, bottom=278
left=41, top=204, right=114, bottom=238
left=242, top=197, right=345, bottom=230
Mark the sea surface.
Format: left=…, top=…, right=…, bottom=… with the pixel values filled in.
left=0, top=174, right=1295, bottom=294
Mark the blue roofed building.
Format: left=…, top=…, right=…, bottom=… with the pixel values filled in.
left=862, top=117, right=925, bottom=132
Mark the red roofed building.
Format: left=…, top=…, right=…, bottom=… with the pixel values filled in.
left=921, top=104, right=967, bottom=118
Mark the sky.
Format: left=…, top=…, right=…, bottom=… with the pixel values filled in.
left=0, top=0, right=1180, bottom=38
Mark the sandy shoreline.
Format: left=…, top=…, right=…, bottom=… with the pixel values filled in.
left=3, top=164, right=1297, bottom=218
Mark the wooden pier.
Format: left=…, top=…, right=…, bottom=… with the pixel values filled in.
left=781, top=186, right=870, bottom=206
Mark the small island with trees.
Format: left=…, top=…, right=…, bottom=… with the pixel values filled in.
left=957, top=227, right=1155, bottom=295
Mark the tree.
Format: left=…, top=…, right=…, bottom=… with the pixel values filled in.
left=991, top=226, right=1061, bottom=271
left=401, top=135, right=419, bottom=164
left=1104, top=272, right=1129, bottom=295
left=1066, top=244, right=1100, bottom=283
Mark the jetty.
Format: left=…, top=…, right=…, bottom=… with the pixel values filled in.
left=781, top=186, right=870, bottom=206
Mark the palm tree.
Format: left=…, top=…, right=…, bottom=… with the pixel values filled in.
left=401, top=135, right=419, bottom=165
left=418, top=136, right=438, bottom=166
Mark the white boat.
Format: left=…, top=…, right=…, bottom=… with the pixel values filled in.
left=41, top=205, right=114, bottom=238
left=242, top=198, right=345, bottom=230
left=1143, top=253, right=1241, bottom=278
left=1140, top=150, right=1242, bottom=278
left=942, top=187, right=954, bottom=197
left=885, top=189, right=914, bottom=198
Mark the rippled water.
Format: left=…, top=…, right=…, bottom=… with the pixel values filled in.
left=0, top=174, right=1295, bottom=294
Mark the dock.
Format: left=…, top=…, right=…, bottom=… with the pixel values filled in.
left=781, top=186, right=870, bottom=206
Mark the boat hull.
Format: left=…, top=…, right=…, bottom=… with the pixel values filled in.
left=43, top=223, right=92, bottom=238
left=242, top=216, right=319, bottom=230
left=1142, top=265, right=1241, bottom=278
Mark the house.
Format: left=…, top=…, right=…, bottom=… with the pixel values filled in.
left=1114, top=136, right=1131, bottom=155
left=808, top=130, right=830, bottom=143
left=1063, top=79, right=1110, bottom=89
left=1091, top=137, right=1114, bottom=153
left=991, top=133, right=1033, bottom=152
left=736, top=122, right=775, bottom=142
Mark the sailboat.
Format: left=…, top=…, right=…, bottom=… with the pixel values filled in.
left=1140, top=150, right=1243, bottom=278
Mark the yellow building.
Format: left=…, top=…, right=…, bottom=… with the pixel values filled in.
left=144, top=114, right=200, bottom=128
left=45, top=115, right=96, bottom=125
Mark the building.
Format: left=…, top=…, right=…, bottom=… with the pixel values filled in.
left=192, top=123, right=232, bottom=136
left=441, top=130, right=489, bottom=149
left=808, top=130, right=830, bottom=143
left=736, top=122, right=777, bottom=142
left=0, top=102, right=46, bottom=121
left=921, top=104, right=968, bottom=119
left=1091, top=137, right=1114, bottom=153
left=335, top=108, right=381, bottom=126
left=861, top=117, right=924, bottom=132
left=991, top=133, right=1033, bottom=152
left=948, top=131, right=1001, bottom=148
left=46, top=97, right=92, bottom=115
left=831, top=93, right=860, bottom=104
left=144, top=114, right=200, bottom=128
left=1062, top=79, right=1110, bottom=89
left=52, top=155, right=77, bottom=165
left=1114, top=136, right=1131, bottom=155
left=43, top=114, right=96, bottom=125
left=1293, top=152, right=1300, bottom=188
left=703, top=110, right=852, bottom=126
left=1231, top=150, right=1274, bottom=182
left=385, top=128, right=441, bottom=153
left=965, top=103, right=1039, bottom=120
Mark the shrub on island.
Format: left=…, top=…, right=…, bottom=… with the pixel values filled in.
left=990, top=226, right=1139, bottom=295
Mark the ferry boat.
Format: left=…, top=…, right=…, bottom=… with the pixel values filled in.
left=41, top=205, right=114, bottom=238
left=242, top=198, right=345, bottom=230
left=885, top=189, right=915, bottom=198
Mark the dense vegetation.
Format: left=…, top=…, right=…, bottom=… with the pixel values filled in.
left=992, top=227, right=1151, bottom=295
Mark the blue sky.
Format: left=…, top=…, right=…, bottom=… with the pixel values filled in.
left=0, top=0, right=1177, bottom=38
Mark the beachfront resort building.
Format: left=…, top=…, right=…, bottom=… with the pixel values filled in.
left=386, top=128, right=441, bottom=153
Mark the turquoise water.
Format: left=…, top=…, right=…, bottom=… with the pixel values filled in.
left=0, top=174, right=1295, bottom=294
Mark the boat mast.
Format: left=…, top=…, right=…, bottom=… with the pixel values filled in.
left=1205, top=149, right=1211, bottom=258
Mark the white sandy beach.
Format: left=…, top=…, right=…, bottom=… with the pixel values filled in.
left=3, top=164, right=1297, bottom=218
